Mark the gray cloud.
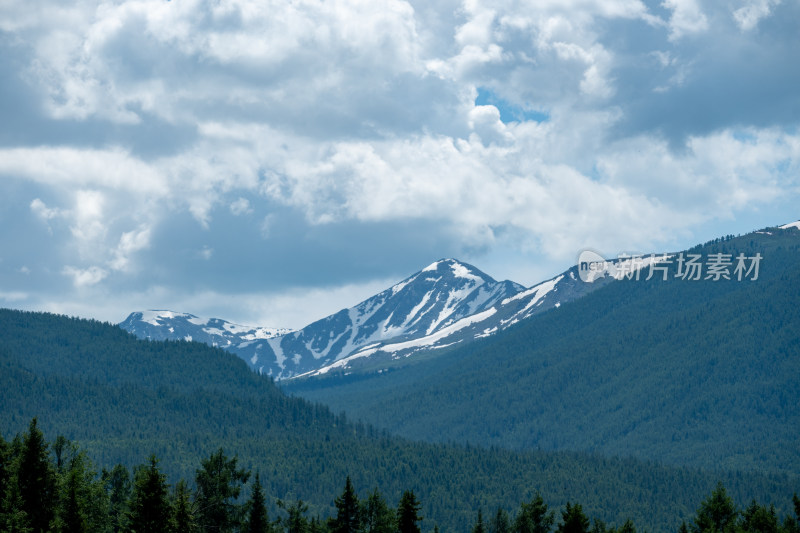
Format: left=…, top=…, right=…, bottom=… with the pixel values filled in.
left=0, top=0, right=798, bottom=326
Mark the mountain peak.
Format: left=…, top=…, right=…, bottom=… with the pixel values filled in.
left=420, top=258, right=495, bottom=282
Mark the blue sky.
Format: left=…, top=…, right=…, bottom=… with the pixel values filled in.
left=1, top=0, right=798, bottom=329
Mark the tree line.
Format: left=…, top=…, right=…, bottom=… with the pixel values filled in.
left=1, top=419, right=799, bottom=533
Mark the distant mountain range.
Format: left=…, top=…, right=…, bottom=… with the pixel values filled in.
left=121, top=221, right=800, bottom=380
left=120, top=258, right=612, bottom=379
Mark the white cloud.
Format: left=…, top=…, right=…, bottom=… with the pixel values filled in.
left=1, top=0, right=799, bottom=326
left=71, top=189, right=106, bottom=243
left=110, top=226, right=152, bottom=272
left=230, top=197, right=252, bottom=216
left=0, top=147, right=168, bottom=194
left=0, top=291, right=29, bottom=303
left=733, top=0, right=781, bottom=31
left=662, top=0, right=709, bottom=40
left=30, top=198, right=62, bottom=221
left=63, top=265, right=109, bottom=288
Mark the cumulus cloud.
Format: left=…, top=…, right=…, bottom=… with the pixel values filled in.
left=0, top=0, right=799, bottom=326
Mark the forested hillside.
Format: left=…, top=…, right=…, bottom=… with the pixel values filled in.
left=1, top=309, right=797, bottom=532
left=2, top=420, right=799, bottom=532
left=285, top=228, right=800, bottom=474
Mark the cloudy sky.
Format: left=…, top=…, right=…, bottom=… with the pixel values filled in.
left=1, top=0, right=798, bottom=329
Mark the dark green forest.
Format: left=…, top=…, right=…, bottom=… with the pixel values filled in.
left=285, top=228, right=800, bottom=474
left=1, top=308, right=798, bottom=531
left=1, top=419, right=799, bottom=533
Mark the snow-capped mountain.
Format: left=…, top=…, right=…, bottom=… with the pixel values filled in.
left=118, top=310, right=292, bottom=364
left=120, top=222, right=800, bottom=379
left=120, top=259, right=607, bottom=379
left=299, top=261, right=608, bottom=378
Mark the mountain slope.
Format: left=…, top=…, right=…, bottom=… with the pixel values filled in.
left=285, top=226, right=800, bottom=475
left=5, top=309, right=798, bottom=531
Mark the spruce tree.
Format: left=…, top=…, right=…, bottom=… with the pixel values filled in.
left=56, top=451, right=109, bottom=533
left=173, top=480, right=199, bottom=533
left=741, top=500, right=778, bottom=533
left=490, top=508, right=511, bottom=533
left=616, top=519, right=636, bottom=533
left=556, top=503, right=589, bottom=533
left=691, top=483, right=738, bottom=533
left=59, top=468, right=87, bottom=533
left=330, top=476, right=360, bottom=533
left=15, top=418, right=55, bottom=533
left=1, top=433, right=10, bottom=509
left=473, top=509, right=486, bottom=533
left=588, top=519, right=609, bottom=533
left=245, top=472, right=270, bottom=533
left=128, top=455, right=172, bottom=533
left=397, top=490, right=422, bottom=533
left=104, top=464, right=131, bottom=533
left=309, top=516, right=325, bottom=533
left=514, top=493, right=554, bottom=533
left=362, top=488, right=395, bottom=533
left=277, top=499, right=309, bottom=533
left=195, top=448, right=250, bottom=533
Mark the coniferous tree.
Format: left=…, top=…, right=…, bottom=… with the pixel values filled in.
left=556, top=503, right=589, bottom=533
left=788, top=495, right=800, bottom=533
left=104, top=464, right=131, bottom=533
left=473, top=509, right=486, bottom=533
left=589, top=518, right=617, bottom=533
left=0, top=490, right=32, bottom=533
left=330, top=476, right=360, bottom=533
left=52, top=436, right=73, bottom=474
left=616, top=519, right=636, bottom=533
left=277, top=499, right=309, bottom=533
left=397, top=490, right=422, bottom=533
left=127, top=455, right=172, bottom=533
left=15, top=418, right=56, bottom=533
left=56, top=451, right=109, bottom=533
left=245, top=472, right=270, bottom=533
left=490, top=508, right=511, bottom=533
left=0, top=433, right=11, bottom=526
left=195, top=448, right=249, bottom=533
left=589, top=519, right=610, bottom=533
left=740, top=500, right=778, bottom=533
left=59, top=468, right=87, bottom=533
left=308, top=516, right=325, bottom=533
left=514, top=493, right=554, bottom=533
left=692, top=483, right=738, bottom=533
left=362, top=488, right=395, bottom=533
left=173, top=480, right=198, bottom=533
left=1, top=433, right=10, bottom=506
